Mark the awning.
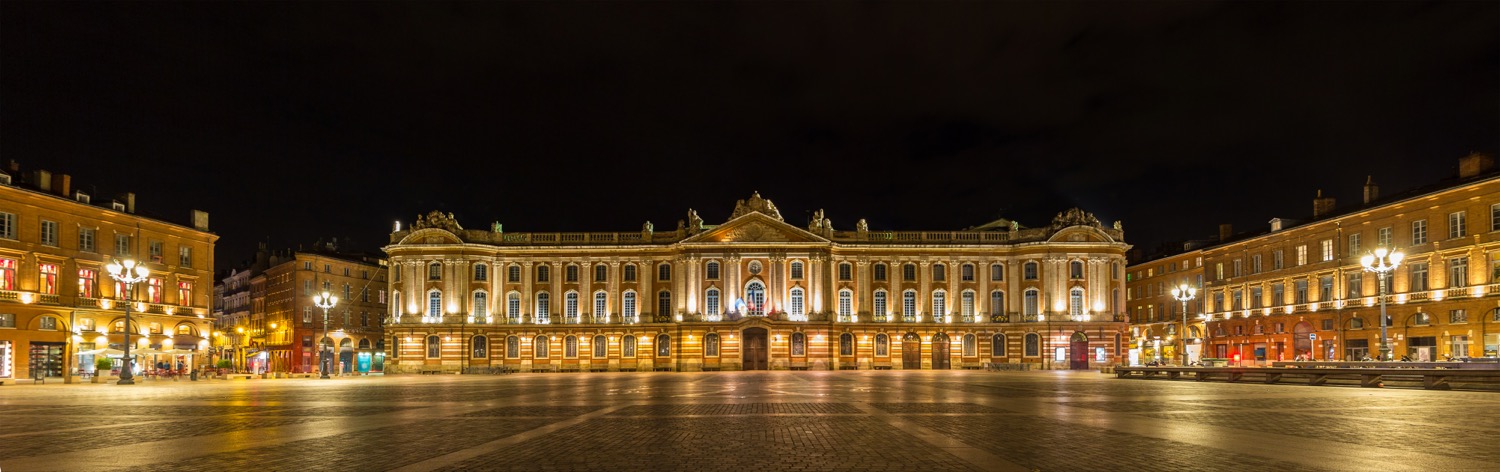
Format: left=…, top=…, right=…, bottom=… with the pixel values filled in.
left=76, top=348, right=125, bottom=357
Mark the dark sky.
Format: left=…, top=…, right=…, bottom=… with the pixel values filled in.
left=3, top=2, right=1496, bottom=273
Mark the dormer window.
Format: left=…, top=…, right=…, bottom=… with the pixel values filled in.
left=75, top=191, right=90, bottom=203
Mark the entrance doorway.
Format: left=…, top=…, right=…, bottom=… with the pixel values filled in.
left=742, top=328, right=768, bottom=370
left=28, top=342, right=64, bottom=378
left=1293, top=321, right=1313, bottom=359
left=1069, top=332, right=1089, bottom=370
left=931, top=333, right=951, bottom=369
left=902, top=332, right=921, bottom=369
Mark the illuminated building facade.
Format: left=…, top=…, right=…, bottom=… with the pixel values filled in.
left=0, top=165, right=217, bottom=382
left=1128, top=153, right=1500, bottom=364
left=383, top=193, right=1130, bottom=373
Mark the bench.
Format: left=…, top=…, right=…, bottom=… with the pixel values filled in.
left=653, top=366, right=674, bottom=372
left=560, top=365, right=581, bottom=373
left=419, top=368, right=443, bottom=375
left=530, top=365, right=558, bottom=373
left=1115, top=366, right=1500, bottom=390
left=872, top=362, right=893, bottom=370
left=983, top=362, right=1031, bottom=372
left=225, top=374, right=255, bottom=380
left=839, top=364, right=858, bottom=370
left=588, top=365, right=611, bottom=372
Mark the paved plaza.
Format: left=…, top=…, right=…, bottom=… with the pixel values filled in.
left=2, top=371, right=1498, bottom=471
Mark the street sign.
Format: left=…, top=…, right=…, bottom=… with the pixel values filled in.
left=1309, top=333, right=1317, bottom=340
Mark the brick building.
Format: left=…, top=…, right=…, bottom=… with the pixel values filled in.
left=0, top=164, right=217, bottom=382
left=382, top=193, right=1130, bottom=373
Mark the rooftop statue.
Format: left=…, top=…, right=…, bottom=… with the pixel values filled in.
left=730, top=191, right=783, bottom=221
left=412, top=210, right=463, bottom=233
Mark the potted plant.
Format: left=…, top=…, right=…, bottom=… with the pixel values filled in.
left=94, top=357, right=115, bottom=383
left=215, top=360, right=233, bottom=377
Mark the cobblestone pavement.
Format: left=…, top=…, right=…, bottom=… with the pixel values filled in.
left=1, top=371, right=1498, bottom=471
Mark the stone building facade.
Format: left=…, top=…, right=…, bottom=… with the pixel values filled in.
left=1124, top=249, right=1206, bottom=364
left=1128, top=153, right=1500, bottom=365
left=383, top=193, right=1130, bottom=373
left=0, top=166, right=217, bottom=382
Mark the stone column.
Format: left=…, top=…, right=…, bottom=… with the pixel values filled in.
left=856, top=259, right=870, bottom=317
left=918, top=260, right=931, bottom=322
left=521, top=261, right=533, bottom=323
left=979, top=259, right=990, bottom=320
left=609, top=261, right=621, bottom=322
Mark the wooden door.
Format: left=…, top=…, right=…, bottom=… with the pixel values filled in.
left=1069, top=331, right=1090, bottom=369
left=931, top=334, right=950, bottom=369
left=742, top=328, right=768, bottom=370
left=902, top=333, right=921, bottom=369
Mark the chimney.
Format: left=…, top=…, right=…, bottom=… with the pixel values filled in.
left=1218, top=224, right=1233, bottom=242
left=6, top=160, right=18, bottom=173
left=1312, top=189, right=1336, bottom=218
left=118, top=192, right=136, bottom=213
left=191, top=210, right=209, bottom=231
left=53, top=174, right=70, bottom=198
left=1362, top=176, right=1379, bottom=204
left=33, top=169, right=51, bottom=192
left=1459, top=152, right=1495, bottom=179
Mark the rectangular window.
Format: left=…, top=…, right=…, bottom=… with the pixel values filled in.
left=302, top=280, right=312, bottom=296
left=1493, top=204, right=1500, bottom=232
left=0, top=212, right=14, bottom=239
left=0, top=313, right=12, bottom=328
left=1231, top=290, right=1242, bottom=310
left=78, top=269, right=96, bottom=298
left=1251, top=254, right=1262, bottom=274
left=1348, top=233, right=1361, bottom=255
left=304, top=261, right=312, bottom=270
left=623, top=265, right=636, bottom=282
left=1449, top=257, right=1468, bottom=288
left=874, top=264, right=887, bottom=281
left=1232, top=259, right=1242, bottom=277
left=566, top=265, right=578, bottom=282
left=1294, top=280, right=1308, bottom=304
left=1319, top=276, right=1333, bottom=302
left=1322, top=319, right=1334, bottom=330
left=149, top=240, right=164, bottom=263
left=1449, top=211, right=1467, bottom=239
left=1250, top=287, right=1263, bottom=309
left=839, top=263, right=852, bottom=281
left=1346, top=273, right=1361, bottom=298
left=1410, top=262, right=1429, bottom=291
left=1023, top=263, right=1037, bottom=280
left=1412, top=219, right=1427, bottom=245
left=903, top=264, right=917, bottom=281
left=790, top=262, right=804, bottom=280
left=303, top=307, right=312, bottom=323
left=1450, top=309, right=1467, bottom=324
left=1377, top=227, right=1392, bottom=248
left=1271, top=284, right=1284, bottom=306
left=179, top=246, right=192, bottom=268
left=508, top=265, right=521, bottom=282
left=38, top=263, right=58, bottom=295
left=960, top=264, right=973, bottom=282
left=1296, top=245, right=1307, bottom=266
left=178, top=281, right=193, bottom=305
left=147, top=278, right=162, bottom=303
left=991, top=264, right=1004, bottom=281
left=40, top=317, right=57, bottom=330
left=1272, top=250, right=1284, bottom=270
left=79, top=228, right=95, bottom=252
left=40, top=220, right=58, bottom=246
left=1320, top=240, right=1333, bottom=262
left=596, top=264, right=608, bottom=282
left=1214, top=263, right=1223, bottom=281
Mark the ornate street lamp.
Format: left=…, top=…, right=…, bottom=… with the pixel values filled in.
left=314, top=291, right=338, bottom=378
left=1361, top=248, right=1403, bottom=361
left=106, top=259, right=149, bottom=385
left=1170, top=284, right=1196, bottom=366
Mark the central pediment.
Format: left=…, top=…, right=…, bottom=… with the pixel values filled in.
left=682, top=212, right=827, bottom=244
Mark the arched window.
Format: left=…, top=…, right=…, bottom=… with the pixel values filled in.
left=705, top=333, right=720, bottom=357
left=961, top=263, right=975, bottom=281
left=990, top=291, right=1005, bottom=316
left=508, top=264, right=521, bottom=282
left=657, top=263, right=671, bottom=281
left=991, top=333, right=1007, bottom=356
left=791, top=332, right=805, bottom=356
left=1024, top=261, right=1038, bottom=280
left=1024, top=289, right=1039, bottom=317
left=473, top=291, right=488, bottom=319
left=535, top=292, right=550, bottom=324
left=428, top=262, right=442, bottom=280
left=902, top=290, right=917, bottom=322
left=706, top=261, right=720, bottom=280
left=426, top=335, right=441, bottom=358
left=873, top=263, right=888, bottom=281
left=474, top=263, right=488, bottom=281
left=931, top=290, right=947, bottom=319
left=1070, top=288, right=1085, bottom=317
left=991, top=263, right=1004, bottom=281
left=594, top=264, right=607, bottom=282
left=873, top=290, right=888, bottom=319
left=623, top=291, right=637, bottom=319
left=932, top=263, right=946, bottom=281
left=875, top=333, right=889, bottom=356
left=838, top=262, right=852, bottom=281
left=506, top=336, right=519, bottom=358
left=507, top=292, right=521, bottom=322
left=656, top=334, right=671, bottom=357
left=592, top=335, right=607, bottom=358
left=963, top=333, right=977, bottom=356
left=594, top=291, right=608, bottom=322
left=623, top=335, right=637, bottom=357
left=536, top=265, right=550, bottom=282
left=623, top=264, right=637, bottom=282
left=838, top=289, right=853, bottom=318
left=790, top=261, right=804, bottom=280
left=472, top=335, right=488, bottom=359
left=534, top=335, right=549, bottom=358
left=839, top=333, right=854, bottom=356
left=427, top=291, right=442, bottom=318
left=705, top=288, right=720, bottom=317
left=902, top=263, right=917, bottom=281
left=961, top=290, right=975, bottom=318
left=565, top=335, right=578, bottom=358
left=746, top=281, right=765, bottom=316
left=789, top=288, right=805, bottom=318
left=565, top=291, right=580, bottom=323
left=657, top=290, right=672, bottom=318
left=1024, top=333, right=1040, bottom=357
left=1070, top=260, right=1084, bottom=279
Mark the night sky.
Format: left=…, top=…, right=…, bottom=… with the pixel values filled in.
left=3, top=2, right=1496, bottom=273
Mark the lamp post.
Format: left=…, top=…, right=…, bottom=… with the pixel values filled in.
left=314, top=291, right=338, bottom=378
left=1170, top=284, right=1197, bottom=366
left=106, top=259, right=149, bottom=385
left=1360, top=248, right=1403, bottom=361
